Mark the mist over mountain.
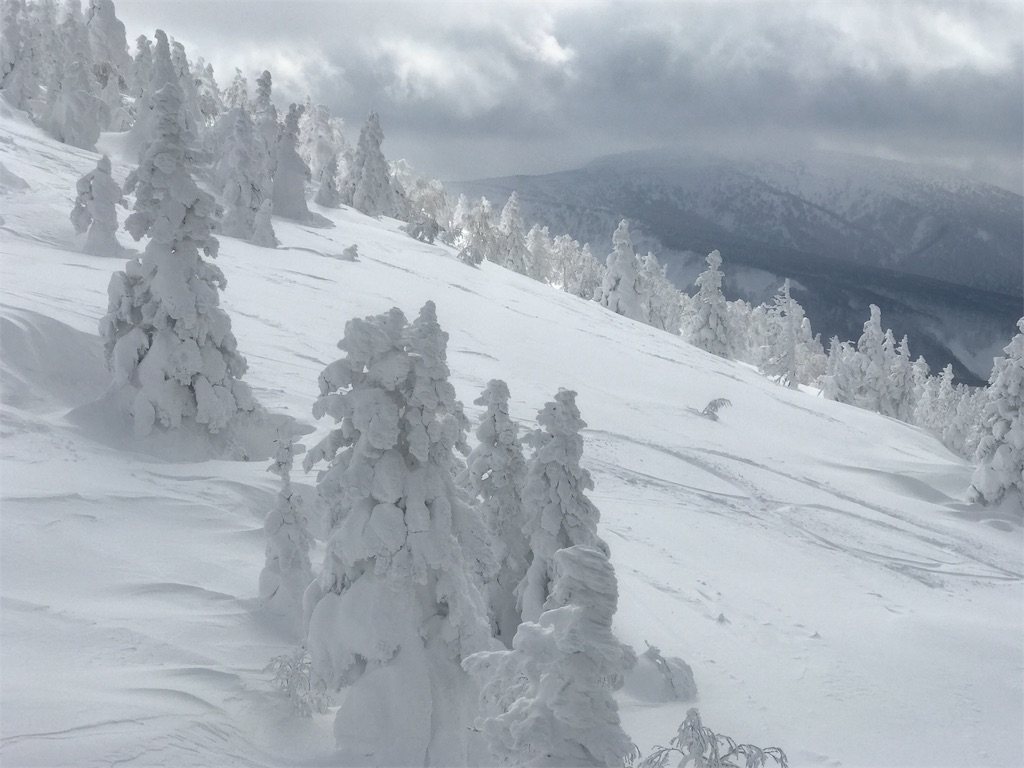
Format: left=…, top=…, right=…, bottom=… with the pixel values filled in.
left=451, top=149, right=1023, bottom=385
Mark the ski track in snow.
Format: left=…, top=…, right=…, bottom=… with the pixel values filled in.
left=2, top=109, right=1022, bottom=768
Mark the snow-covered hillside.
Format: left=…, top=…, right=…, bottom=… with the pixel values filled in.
left=451, top=149, right=1023, bottom=384
left=2, top=110, right=1022, bottom=767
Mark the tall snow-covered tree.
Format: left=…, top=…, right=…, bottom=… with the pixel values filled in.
left=222, top=68, right=248, bottom=111
left=969, top=318, right=1023, bottom=507
left=302, top=302, right=495, bottom=766
left=259, top=434, right=313, bottom=636
left=70, top=154, right=125, bottom=256
left=252, top=69, right=279, bottom=180
left=217, top=105, right=266, bottom=240
left=339, top=111, right=409, bottom=219
left=458, top=379, right=530, bottom=647
left=40, top=0, right=108, bottom=149
left=598, top=219, right=645, bottom=322
left=126, top=30, right=180, bottom=156
left=85, top=0, right=129, bottom=127
left=761, top=279, right=801, bottom=388
left=271, top=103, right=314, bottom=221
left=457, top=196, right=499, bottom=266
left=129, top=34, right=152, bottom=99
left=496, top=192, right=530, bottom=275
left=298, top=100, right=342, bottom=188
left=99, top=37, right=259, bottom=444
left=525, top=223, right=553, bottom=284
left=517, top=389, right=608, bottom=624
left=552, top=235, right=604, bottom=299
left=1, top=0, right=37, bottom=110
left=640, top=251, right=682, bottom=334
left=191, top=57, right=222, bottom=126
left=687, top=249, right=731, bottom=357
left=313, top=153, right=341, bottom=208
left=464, top=545, right=635, bottom=767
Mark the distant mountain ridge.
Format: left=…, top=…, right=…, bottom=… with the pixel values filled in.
left=450, top=148, right=1023, bottom=384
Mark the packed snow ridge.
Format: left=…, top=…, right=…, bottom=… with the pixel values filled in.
left=2, top=2, right=1023, bottom=767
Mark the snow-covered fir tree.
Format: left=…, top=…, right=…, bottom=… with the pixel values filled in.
left=271, top=103, right=314, bottom=221
left=191, top=57, right=222, bottom=127
left=70, top=154, right=124, bottom=256
left=517, top=389, right=608, bottom=624
left=525, top=224, right=553, bottom=284
left=222, top=68, right=248, bottom=111
left=84, top=0, right=129, bottom=128
left=297, top=100, right=341, bottom=188
left=313, top=153, right=341, bottom=208
left=217, top=105, right=266, bottom=240
left=687, top=249, right=732, bottom=357
left=259, top=434, right=313, bottom=636
left=1, top=0, right=37, bottom=111
left=301, top=302, right=495, bottom=765
left=457, top=196, right=499, bottom=266
left=496, top=192, right=530, bottom=275
left=760, top=279, right=802, bottom=388
left=457, top=379, right=530, bottom=647
left=99, top=34, right=259, bottom=445
left=40, top=0, right=107, bottom=149
left=640, top=251, right=682, bottom=334
left=251, top=199, right=278, bottom=248
left=464, top=545, right=636, bottom=767
left=339, top=111, right=409, bottom=219
left=552, top=234, right=604, bottom=299
left=969, top=318, right=1023, bottom=507
left=129, top=34, right=152, bottom=99
left=598, top=219, right=645, bottom=322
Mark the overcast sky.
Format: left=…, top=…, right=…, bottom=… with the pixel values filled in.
left=117, top=1, right=1023, bottom=193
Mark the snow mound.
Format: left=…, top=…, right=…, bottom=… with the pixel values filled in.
left=0, top=305, right=108, bottom=412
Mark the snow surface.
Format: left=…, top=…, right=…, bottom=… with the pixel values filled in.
left=2, top=111, right=1022, bottom=767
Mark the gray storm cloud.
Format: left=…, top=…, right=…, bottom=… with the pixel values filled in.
left=117, top=0, right=1023, bottom=192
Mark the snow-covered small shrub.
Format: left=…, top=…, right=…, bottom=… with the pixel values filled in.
left=701, top=398, right=731, bottom=421
left=70, top=154, right=125, bottom=256
left=632, top=708, right=788, bottom=768
left=265, top=646, right=331, bottom=717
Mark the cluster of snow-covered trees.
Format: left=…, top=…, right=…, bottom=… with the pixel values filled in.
left=246, top=298, right=638, bottom=764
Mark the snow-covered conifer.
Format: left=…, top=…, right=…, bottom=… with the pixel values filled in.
left=687, top=249, right=731, bottom=357
left=99, top=40, right=259, bottom=443
left=260, top=434, right=313, bottom=635
left=217, top=105, right=266, bottom=240
left=761, top=280, right=801, bottom=388
left=457, top=197, right=499, bottom=266
left=458, top=379, right=529, bottom=647
left=517, top=389, right=607, bottom=624
left=969, top=319, right=1023, bottom=507
left=313, top=153, right=341, bottom=208
left=598, top=219, right=645, bottom=322
left=40, top=0, right=107, bottom=149
left=222, top=68, right=248, bottom=111
left=271, top=103, right=314, bottom=221
left=302, top=302, right=495, bottom=765
left=252, top=70, right=279, bottom=181
left=339, top=111, right=409, bottom=219
left=192, top=57, right=222, bottom=126
left=496, top=192, right=530, bottom=274
left=1, top=0, right=36, bottom=110
left=85, top=0, right=130, bottom=126
left=70, top=154, right=125, bottom=256
left=126, top=30, right=180, bottom=156
left=129, top=34, right=151, bottom=99
left=251, top=199, right=278, bottom=248
left=525, top=223, right=552, bottom=283
left=640, top=251, right=682, bottom=334
left=170, top=39, right=202, bottom=130
left=822, top=337, right=858, bottom=405
left=298, top=100, right=340, bottom=187
left=464, top=545, right=635, bottom=767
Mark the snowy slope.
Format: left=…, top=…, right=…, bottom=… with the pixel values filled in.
left=2, top=112, right=1022, bottom=768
